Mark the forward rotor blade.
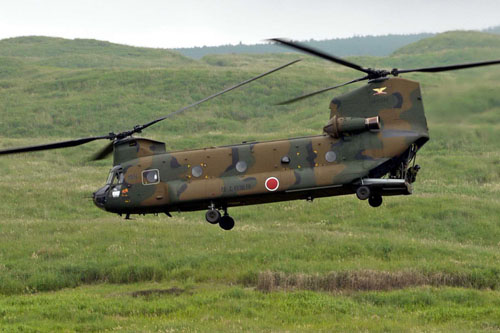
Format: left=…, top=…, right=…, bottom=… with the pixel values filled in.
left=394, top=59, right=500, bottom=75
left=269, top=38, right=370, bottom=75
left=0, top=135, right=111, bottom=156
left=277, top=76, right=369, bottom=105
left=136, top=59, right=301, bottom=133
left=90, top=141, right=114, bottom=161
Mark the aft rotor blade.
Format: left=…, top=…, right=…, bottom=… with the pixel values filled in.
left=269, top=38, right=371, bottom=75
left=277, top=76, right=369, bottom=105
left=0, top=135, right=111, bottom=156
left=137, top=59, right=301, bottom=133
left=394, top=59, right=500, bottom=75
left=90, top=141, right=114, bottom=161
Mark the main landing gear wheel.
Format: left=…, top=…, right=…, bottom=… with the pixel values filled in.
left=356, top=186, right=371, bottom=200
left=368, top=195, right=383, bottom=208
left=219, top=215, right=235, bottom=231
left=205, top=209, right=221, bottom=224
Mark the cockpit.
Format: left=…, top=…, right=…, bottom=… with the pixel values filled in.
left=93, top=165, right=123, bottom=209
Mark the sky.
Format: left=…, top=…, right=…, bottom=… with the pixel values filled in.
left=1, top=0, right=500, bottom=48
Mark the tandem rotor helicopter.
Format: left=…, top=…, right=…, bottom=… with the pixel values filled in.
left=2, top=38, right=500, bottom=230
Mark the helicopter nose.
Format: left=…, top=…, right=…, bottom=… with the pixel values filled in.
left=93, top=185, right=109, bottom=209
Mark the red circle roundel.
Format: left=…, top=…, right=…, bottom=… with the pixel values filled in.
left=265, top=177, right=279, bottom=191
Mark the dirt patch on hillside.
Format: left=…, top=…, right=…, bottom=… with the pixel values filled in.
left=257, top=270, right=498, bottom=292
left=130, top=287, right=185, bottom=297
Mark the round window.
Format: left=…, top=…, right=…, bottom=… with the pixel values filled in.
left=281, top=156, right=291, bottom=164
left=192, top=165, right=203, bottom=178
left=143, top=169, right=160, bottom=185
left=325, top=151, right=337, bottom=163
left=236, top=161, right=247, bottom=173
left=146, top=172, right=157, bottom=183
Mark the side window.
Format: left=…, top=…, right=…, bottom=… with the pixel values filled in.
left=142, top=169, right=160, bottom=185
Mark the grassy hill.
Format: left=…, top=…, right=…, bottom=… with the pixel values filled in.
left=394, top=31, right=500, bottom=54
left=0, top=32, right=499, bottom=331
left=0, top=36, right=193, bottom=68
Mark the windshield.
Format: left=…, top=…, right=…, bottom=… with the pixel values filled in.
left=106, top=166, right=123, bottom=185
left=106, top=171, right=115, bottom=185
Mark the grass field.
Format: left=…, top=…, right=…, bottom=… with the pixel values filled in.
left=0, top=32, right=499, bottom=331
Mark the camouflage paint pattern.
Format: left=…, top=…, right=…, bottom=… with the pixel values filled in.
left=100, top=77, right=429, bottom=214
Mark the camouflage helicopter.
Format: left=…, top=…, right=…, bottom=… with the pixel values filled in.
left=1, top=39, right=500, bottom=231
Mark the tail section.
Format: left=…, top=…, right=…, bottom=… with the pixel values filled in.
left=328, top=77, right=429, bottom=150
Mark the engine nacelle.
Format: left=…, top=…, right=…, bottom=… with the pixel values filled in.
left=323, top=115, right=380, bottom=138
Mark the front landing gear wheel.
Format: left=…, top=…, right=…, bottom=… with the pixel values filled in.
left=368, top=195, right=383, bottom=208
left=219, top=215, right=235, bottom=231
left=356, top=186, right=371, bottom=200
left=205, top=209, right=221, bottom=224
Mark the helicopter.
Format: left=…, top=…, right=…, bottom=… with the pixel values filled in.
left=1, top=39, right=500, bottom=231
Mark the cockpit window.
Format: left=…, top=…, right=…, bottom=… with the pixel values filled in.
left=142, top=169, right=160, bottom=185
left=106, top=166, right=124, bottom=185
left=106, top=172, right=115, bottom=185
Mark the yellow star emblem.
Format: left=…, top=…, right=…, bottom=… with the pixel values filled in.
left=373, top=87, right=387, bottom=95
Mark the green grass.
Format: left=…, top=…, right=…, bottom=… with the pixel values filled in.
left=1, top=284, right=499, bottom=332
left=0, top=32, right=499, bottom=331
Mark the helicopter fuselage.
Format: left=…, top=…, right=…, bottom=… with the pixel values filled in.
left=93, top=77, right=430, bottom=216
